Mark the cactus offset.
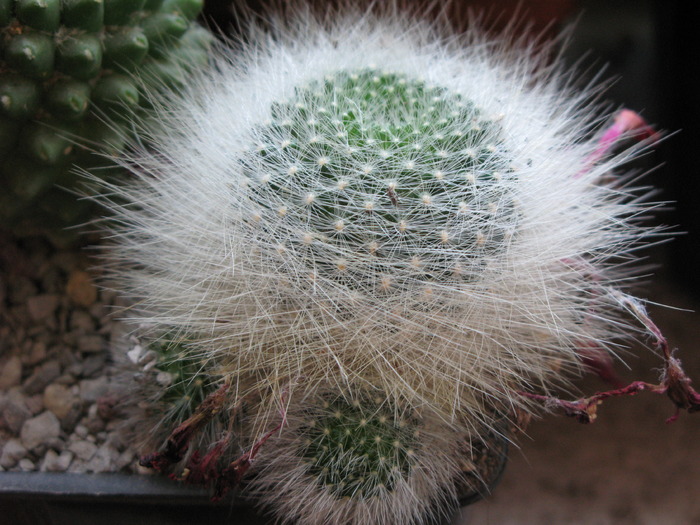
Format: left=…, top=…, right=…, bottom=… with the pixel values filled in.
left=127, top=334, right=227, bottom=454
left=247, top=390, right=471, bottom=525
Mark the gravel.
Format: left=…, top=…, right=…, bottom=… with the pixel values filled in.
left=0, top=233, right=139, bottom=474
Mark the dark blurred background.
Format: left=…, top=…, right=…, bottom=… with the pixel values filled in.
left=201, top=0, right=700, bottom=299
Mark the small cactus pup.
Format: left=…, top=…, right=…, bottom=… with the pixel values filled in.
left=246, top=389, right=507, bottom=525
left=101, top=4, right=699, bottom=524
left=0, top=0, right=212, bottom=238
left=122, top=333, right=230, bottom=456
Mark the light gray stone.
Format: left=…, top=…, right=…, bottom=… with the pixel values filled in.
left=68, top=440, right=97, bottom=462
left=20, top=411, right=60, bottom=450
left=0, top=439, right=27, bottom=469
left=0, top=356, right=22, bottom=390
left=41, top=449, right=73, bottom=472
left=85, top=444, right=119, bottom=473
left=74, top=424, right=89, bottom=439
left=115, top=448, right=136, bottom=471
left=26, top=294, right=60, bottom=321
left=79, top=377, right=110, bottom=403
left=18, top=458, right=35, bottom=471
left=67, top=458, right=87, bottom=474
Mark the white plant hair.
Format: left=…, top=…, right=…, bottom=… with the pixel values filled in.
left=98, top=2, right=660, bottom=444
left=245, top=388, right=473, bottom=525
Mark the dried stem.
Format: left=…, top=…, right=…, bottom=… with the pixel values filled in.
left=520, top=291, right=700, bottom=424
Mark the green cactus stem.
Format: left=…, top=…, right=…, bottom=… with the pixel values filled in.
left=0, top=0, right=212, bottom=238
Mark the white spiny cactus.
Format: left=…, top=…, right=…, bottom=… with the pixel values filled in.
left=103, top=9, right=652, bottom=427
left=246, top=390, right=473, bottom=525
left=98, top=4, right=677, bottom=523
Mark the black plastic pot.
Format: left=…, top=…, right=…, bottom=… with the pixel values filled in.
left=0, top=472, right=265, bottom=525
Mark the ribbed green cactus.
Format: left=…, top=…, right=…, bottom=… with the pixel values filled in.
left=0, top=0, right=211, bottom=236
left=300, top=393, right=419, bottom=498
left=248, top=390, right=473, bottom=525
left=242, top=69, right=517, bottom=289
left=132, top=335, right=224, bottom=448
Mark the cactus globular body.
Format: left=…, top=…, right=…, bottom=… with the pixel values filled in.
left=104, top=10, right=657, bottom=431
left=0, top=0, right=211, bottom=234
left=102, top=8, right=675, bottom=523
left=243, top=68, right=517, bottom=290
left=248, top=391, right=471, bottom=525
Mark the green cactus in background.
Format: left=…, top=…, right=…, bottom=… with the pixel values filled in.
left=0, top=0, right=211, bottom=239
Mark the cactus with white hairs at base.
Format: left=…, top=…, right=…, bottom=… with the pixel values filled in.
left=102, top=3, right=700, bottom=524
left=246, top=390, right=472, bottom=525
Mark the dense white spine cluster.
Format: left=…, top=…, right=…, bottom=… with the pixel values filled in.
left=246, top=391, right=469, bottom=525
left=99, top=6, right=661, bottom=523
left=103, top=7, right=652, bottom=426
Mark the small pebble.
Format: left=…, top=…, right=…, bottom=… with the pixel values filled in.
left=68, top=440, right=98, bottom=462
left=44, top=383, right=78, bottom=420
left=26, top=294, right=60, bottom=322
left=79, top=377, right=110, bottom=403
left=74, top=424, right=89, bottom=439
left=70, top=310, right=95, bottom=333
left=23, top=341, right=47, bottom=366
left=2, top=391, right=31, bottom=434
left=8, top=277, right=37, bottom=304
left=66, top=271, right=98, bottom=307
left=25, top=394, right=44, bottom=415
left=77, top=335, right=104, bottom=354
left=115, top=449, right=136, bottom=470
left=0, top=356, right=22, bottom=390
left=0, top=439, right=27, bottom=469
left=20, top=411, right=61, bottom=451
left=23, top=360, right=61, bottom=396
left=18, top=458, right=35, bottom=471
left=41, top=449, right=73, bottom=472
left=82, top=355, right=106, bottom=378
left=67, top=459, right=88, bottom=474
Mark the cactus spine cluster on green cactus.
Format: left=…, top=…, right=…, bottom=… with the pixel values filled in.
left=0, top=0, right=211, bottom=233
left=300, top=393, right=419, bottom=498
left=247, top=389, right=473, bottom=525
left=243, top=69, right=517, bottom=290
left=148, top=336, right=217, bottom=424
